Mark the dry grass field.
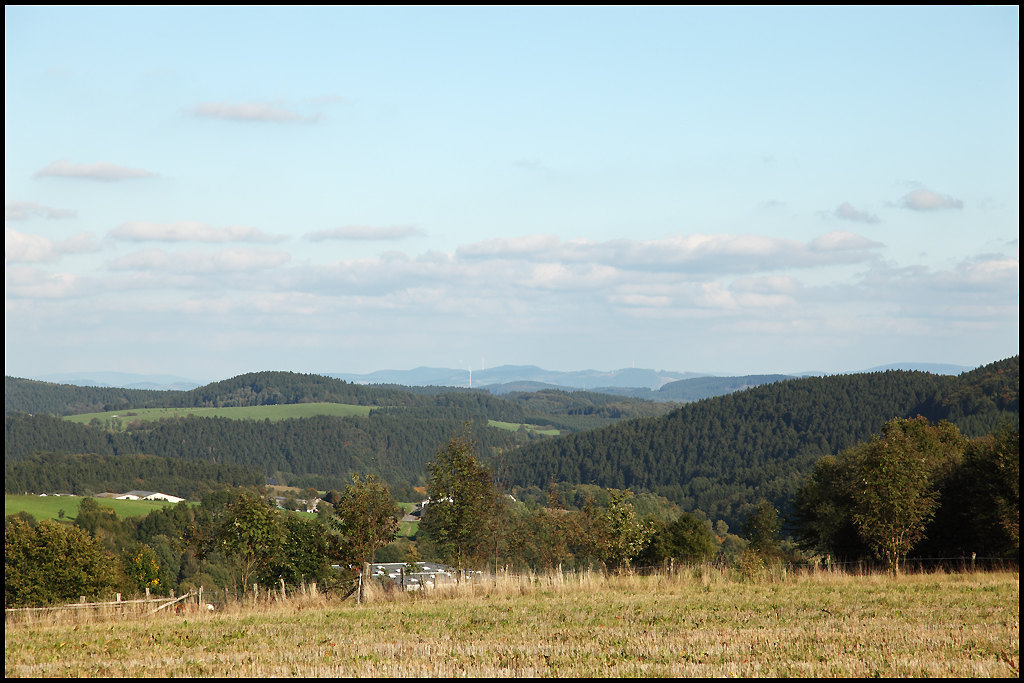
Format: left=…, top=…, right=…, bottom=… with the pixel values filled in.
left=5, top=567, right=1018, bottom=677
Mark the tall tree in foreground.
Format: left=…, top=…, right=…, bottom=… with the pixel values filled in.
left=5, top=519, right=119, bottom=607
left=215, top=491, right=283, bottom=590
left=794, top=416, right=967, bottom=572
left=594, top=489, right=656, bottom=570
left=850, top=418, right=963, bottom=572
left=331, top=474, right=400, bottom=566
left=420, top=431, right=498, bottom=569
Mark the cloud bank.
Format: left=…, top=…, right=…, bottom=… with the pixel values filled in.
left=5, top=201, right=77, bottom=221
left=304, top=225, right=425, bottom=241
left=107, top=247, right=291, bottom=275
left=190, top=101, right=320, bottom=123
left=456, top=231, right=883, bottom=274
left=33, top=161, right=157, bottom=181
left=6, top=228, right=99, bottom=263
left=109, top=221, right=286, bottom=243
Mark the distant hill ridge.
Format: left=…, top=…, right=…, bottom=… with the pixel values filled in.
left=328, top=364, right=703, bottom=390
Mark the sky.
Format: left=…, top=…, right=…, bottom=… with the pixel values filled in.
left=4, top=7, right=1019, bottom=383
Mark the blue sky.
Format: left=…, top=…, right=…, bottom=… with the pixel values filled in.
left=5, top=7, right=1019, bottom=382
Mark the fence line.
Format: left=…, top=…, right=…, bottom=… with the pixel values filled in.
left=8, top=558, right=1016, bottom=623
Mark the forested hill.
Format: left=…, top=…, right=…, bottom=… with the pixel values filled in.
left=4, top=411, right=511, bottom=496
left=5, top=372, right=416, bottom=416
left=590, top=375, right=796, bottom=402
left=6, top=371, right=676, bottom=431
left=499, top=357, right=1019, bottom=529
left=5, top=378, right=170, bottom=417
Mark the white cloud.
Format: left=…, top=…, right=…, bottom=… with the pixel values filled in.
left=901, top=189, right=964, bottom=211
left=5, top=201, right=77, bottom=221
left=109, top=221, right=286, bottom=243
left=5, top=228, right=99, bottom=263
left=4, top=266, right=92, bottom=299
left=33, top=160, right=157, bottom=181
left=189, top=101, right=320, bottom=123
left=304, top=225, right=425, bottom=241
left=865, top=256, right=1018, bottom=294
left=106, top=247, right=291, bottom=275
left=835, top=202, right=879, bottom=224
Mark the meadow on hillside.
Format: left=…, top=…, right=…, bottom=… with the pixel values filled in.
left=63, top=403, right=373, bottom=430
left=4, top=495, right=177, bottom=522
left=5, top=568, right=1018, bottom=677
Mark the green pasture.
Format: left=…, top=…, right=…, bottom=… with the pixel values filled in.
left=64, top=403, right=374, bottom=430
left=487, top=420, right=561, bottom=436
left=4, top=494, right=177, bottom=522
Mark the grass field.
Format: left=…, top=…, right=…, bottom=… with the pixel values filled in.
left=4, top=569, right=1018, bottom=677
left=62, top=405, right=562, bottom=438
left=64, top=403, right=373, bottom=430
left=488, top=420, right=562, bottom=436
left=4, top=494, right=177, bottom=522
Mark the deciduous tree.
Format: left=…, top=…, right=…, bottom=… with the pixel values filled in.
left=593, top=489, right=655, bottom=570
left=420, top=431, right=498, bottom=569
left=5, top=519, right=119, bottom=607
left=330, top=474, right=400, bottom=566
left=850, top=418, right=963, bottom=572
left=215, top=491, right=283, bottom=590
left=742, top=499, right=782, bottom=553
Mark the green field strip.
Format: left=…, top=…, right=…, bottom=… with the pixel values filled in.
left=5, top=494, right=178, bottom=521
left=64, top=402, right=374, bottom=429
left=488, top=420, right=562, bottom=436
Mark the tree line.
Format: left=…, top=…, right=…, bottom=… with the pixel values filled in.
left=5, top=452, right=263, bottom=499
left=793, top=418, right=1018, bottom=569
left=7, top=413, right=1018, bottom=609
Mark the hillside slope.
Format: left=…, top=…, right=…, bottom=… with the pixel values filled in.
left=499, top=357, right=1019, bottom=529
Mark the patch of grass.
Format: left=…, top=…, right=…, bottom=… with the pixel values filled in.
left=488, top=420, right=561, bottom=436
left=65, top=403, right=374, bottom=430
left=4, top=494, right=177, bottom=521
left=4, top=569, right=1018, bottom=677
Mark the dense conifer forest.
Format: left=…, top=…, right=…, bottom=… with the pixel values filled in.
left=498, top=358, right=1018, bottom=528
left=5, top=452, right=263, bottom=499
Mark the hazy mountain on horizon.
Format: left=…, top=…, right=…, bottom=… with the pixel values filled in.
left=327, top=365, right=706, bottom=391
left=18, top=361, right=977, bottom=394
left=28, top=372, right=202, bottom=392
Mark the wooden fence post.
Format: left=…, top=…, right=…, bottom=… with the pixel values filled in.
left=280, top=578, right=286, bottom=601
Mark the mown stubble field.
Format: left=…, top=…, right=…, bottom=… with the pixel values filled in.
left=5, top=569, right=1018, bottom=677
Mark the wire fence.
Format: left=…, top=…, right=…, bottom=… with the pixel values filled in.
left=7, top=555, right=1017, bottom=626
